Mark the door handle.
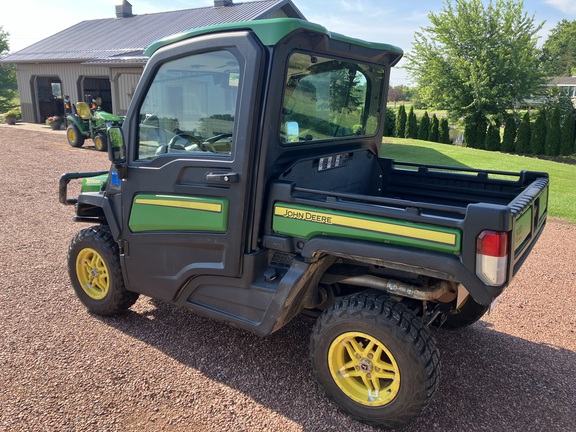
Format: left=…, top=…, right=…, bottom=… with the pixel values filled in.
left=205, top=171, right=240, bottom=184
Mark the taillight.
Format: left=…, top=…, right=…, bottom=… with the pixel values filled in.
left=476, top=230, right=509, bottom=286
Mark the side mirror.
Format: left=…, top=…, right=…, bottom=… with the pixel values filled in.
left=286, top=121, right=300, bottom=143
left=107, top=127, right=127, bottom=179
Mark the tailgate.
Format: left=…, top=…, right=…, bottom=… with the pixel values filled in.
left=509, top=175, right=549, bottom=276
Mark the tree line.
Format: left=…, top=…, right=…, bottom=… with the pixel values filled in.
left=401, top=0, right=576, bottom=158
left=385, top=103, right=576, bottom=157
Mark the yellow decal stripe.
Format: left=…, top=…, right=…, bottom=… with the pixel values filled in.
left=275, top=206, right=456, bottom=246
left=135, top=198, right=222, bottom=213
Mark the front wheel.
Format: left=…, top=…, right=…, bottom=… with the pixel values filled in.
left=310, top=293, right=439, bottom=429
left=66, top=124, right=85, bottom=148
left=68, top=225, right=138, bottom=315
left=93, top=132, right=108, bottom=152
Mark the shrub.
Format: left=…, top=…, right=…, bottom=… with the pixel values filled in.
left=418, top=111, right=430, bottom=141
left=485, top=120, right=501, bottom=151
left=501, top=116, right=517, bottom=152
left=530, top=108, right=547, bottom=155
left=464, top=112, right=487, bottom=149
left=439, top=118, right=450, bottom=144
left=395, top=105, right=407, bottom=138
left=560, top=110, right=575, bottom=155
left=383, top=107, right=396, bottom=137
left=545, top=105, right=561, bottom=156
left=515, top=112, right=531, bottom=153
left=405, top=106, right=418, bottom=139
left=429, top=114, right=440, bottom=143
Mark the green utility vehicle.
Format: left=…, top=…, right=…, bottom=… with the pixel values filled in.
left=59, top=19, right=549, bottom=429
left=65, top=96, right=124, bottom=152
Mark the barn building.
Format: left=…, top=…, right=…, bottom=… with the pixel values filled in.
left=0, top=0, right=304, bottom=123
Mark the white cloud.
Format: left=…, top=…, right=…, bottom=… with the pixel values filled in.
left=545, top=0, right=576, bottom=15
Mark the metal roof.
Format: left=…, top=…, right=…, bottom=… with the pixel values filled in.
left=1, top=0, right=304, bottom=63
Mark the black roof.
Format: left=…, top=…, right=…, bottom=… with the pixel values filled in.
left=1, top=0, right=304, bottom=64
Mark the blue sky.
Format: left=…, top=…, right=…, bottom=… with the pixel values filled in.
left=3, top=0, right=576, bottom=85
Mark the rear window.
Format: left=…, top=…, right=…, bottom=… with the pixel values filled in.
left=281, top=52, right=386, bottom=144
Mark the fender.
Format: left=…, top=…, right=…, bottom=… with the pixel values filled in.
left=76, top=192, right=122, bottom=240
left=66, top=115, right=87, bottom=133
left=300, top=236, right=501, bottom=306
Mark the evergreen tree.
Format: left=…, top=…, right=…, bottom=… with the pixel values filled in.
left=395, top=104, right=407, bottom=138
left=418, top=111, right=431, bottom=140
left=405, top=106, right=418, bottom=139
left=515, top=112, right=531, bottom=154
left=560, top=109, right=576, bottom=155
left=439, top=118, right=450, bottom=143
left=464, top=112, right=487, bottom=149
left=501, top=116, right=517, bottom=152
left=429, top=114, right=440, bottom=142
left=485, top=121, right=501, bottom=151
left=530, top=108, right=547, bottom=155
left=383, top=107, right=396, bottom=137
left=545, top=105, right=561, bottom=156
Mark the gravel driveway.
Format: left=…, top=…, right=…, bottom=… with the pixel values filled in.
left=1, top=124, right=575, bottom=432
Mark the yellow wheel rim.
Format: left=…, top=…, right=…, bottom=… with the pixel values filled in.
left=328, top=331, right=400, bottom=406
left=75, top=248, right=110, bottom=300
left=67, top=128, right=77, bottom=143
left=94, top=136, right=104, bottom=151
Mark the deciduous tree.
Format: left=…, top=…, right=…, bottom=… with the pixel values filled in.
left=405, top=0, right=544, bottom=121
left=541, top=19, right=576, bottom=76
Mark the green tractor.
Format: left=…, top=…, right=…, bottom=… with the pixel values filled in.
left=64, top=96, right=123, bottom=152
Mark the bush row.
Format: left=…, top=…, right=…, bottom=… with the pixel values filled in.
left=384, top=105, right=451, bottom=144
left=463, top=108, right=576, bottom=156
left=385, top=105, right=576, bottom=156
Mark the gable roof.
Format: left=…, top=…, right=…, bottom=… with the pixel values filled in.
left=1, top=0, right=304, bottom=64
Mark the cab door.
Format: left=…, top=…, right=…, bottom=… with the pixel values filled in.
left=118, top=32, right=264, bottom=301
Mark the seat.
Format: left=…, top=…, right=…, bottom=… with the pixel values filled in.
left=76, top=102, right=91, bottom=120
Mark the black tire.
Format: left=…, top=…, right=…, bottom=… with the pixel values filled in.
left=442, top=295, right=490, bottom=330
left=68, top=225, right=139, bottom=315
left=93, top=132, right=108, bottom=152
left=66, top=123, right=85, bottom=147
left=310, top=293, right=439, bottom=429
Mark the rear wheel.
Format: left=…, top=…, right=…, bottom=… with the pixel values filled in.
left=68, top=225, right=138, bottom=315
left=66, top=124, right=85, bottom=148
left=93, top=132, right=108, bottom=152
left=310, top=293, right=439, bottom=429
left=442, top=295, right=490, bottom=329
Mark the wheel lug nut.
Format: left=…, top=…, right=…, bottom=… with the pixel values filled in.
left=366, top=373, right=371, bottom=379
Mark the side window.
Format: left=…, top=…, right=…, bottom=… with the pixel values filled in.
left=137, top=50, right=240, bottom=160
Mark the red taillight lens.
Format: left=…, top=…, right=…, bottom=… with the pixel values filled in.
left=476, top=230, right=509, bottom=286
left=477, top=231, right=508, bottom=257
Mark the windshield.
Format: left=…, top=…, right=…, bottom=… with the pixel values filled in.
left=136, top=50, right=240, bottom=160
left=281, top=52, right=385, bottom=144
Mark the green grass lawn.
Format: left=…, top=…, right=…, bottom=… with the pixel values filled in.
left=381, top=137, right=576, bottom=223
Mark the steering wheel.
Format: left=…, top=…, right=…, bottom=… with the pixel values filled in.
left=168, top=133, right=202, bottom=149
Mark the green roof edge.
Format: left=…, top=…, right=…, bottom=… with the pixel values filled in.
left=144, top=18, right=403, bottom=58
